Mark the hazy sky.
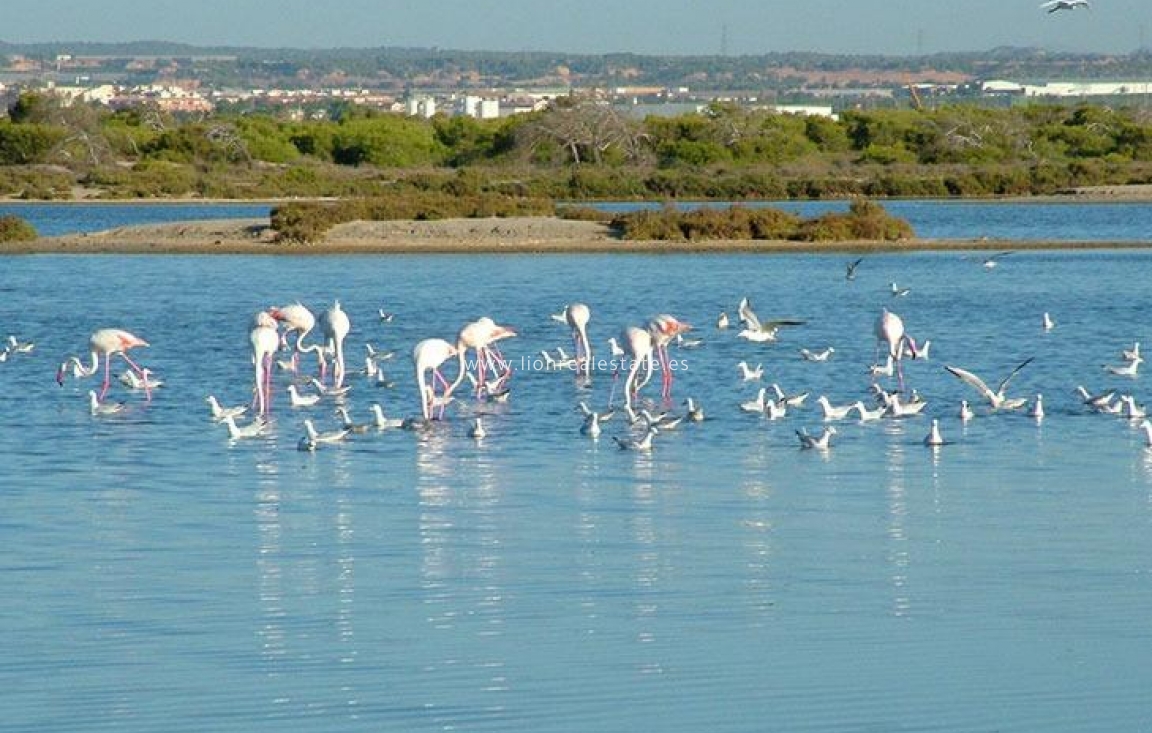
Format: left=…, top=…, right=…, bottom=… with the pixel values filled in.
left=3, top=0, right=1148, bottom=55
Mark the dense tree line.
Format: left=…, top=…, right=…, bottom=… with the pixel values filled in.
left=5, top=93, right=1152, bottom=200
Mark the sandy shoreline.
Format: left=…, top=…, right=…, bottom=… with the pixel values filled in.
left=5, top=215, right=1152, bottom=255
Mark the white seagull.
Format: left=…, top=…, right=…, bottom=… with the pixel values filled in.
left=737, top=361, right=764, bottom=381
left=581, top=412, right=602, bottom=438
left=944, top=357, right=1034, bottom=411
left=736, top=297, right=804, bottom=343
left=816, top=395, right=855, bottom=421
left=1140, top=419, right=1152, bottom=448
left=959, top=399, right=975, bottom=422
left=1042, top=312, right=1056, bottom=332
left=799, top=347, right=835, bottom=362
left=740, top=388, right=768, bottom=414
left=684, top=397, right=706, bottom=423
left=303, top=418, right=349, bottom=444
left=1105, top=355, right=1143, bottom=378
left=852, top=401, right=887, bottom=422
left=613, top=426, right=658, bottom=451
left=1030, top=394, right=1045, bottom=421
left=468, top=418, right=487, bottom=440
left=222, top=414, right=267, bottom=439
left=772, top=383, right=809, bottom=408
left=287, top=384, right=323, bottom=407
left=206, top=395, right=247, bottom=421
left=370, top=404, right=405, bottom=430
left=88, top=390, right=126, bottom=416
left=796, top=426, right=836, bottom=450
left=923, top=419, right=945, bottom=447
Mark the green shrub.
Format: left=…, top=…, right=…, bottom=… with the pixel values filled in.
left=0, top=215, right=38, bottom=242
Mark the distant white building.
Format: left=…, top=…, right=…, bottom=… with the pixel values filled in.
left=981, top=79, right=1152, bottom=98
left=406, top=96, right=436, bottom=118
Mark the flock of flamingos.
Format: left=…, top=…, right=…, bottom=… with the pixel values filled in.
left=38, top=280, right=1152, bottom=453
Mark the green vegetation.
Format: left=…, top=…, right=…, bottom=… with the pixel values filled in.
left=7, top=92, right=1152, bottom=203
left=611, top=200, right=912, bottom=242
left=0, top=214, right=38, bottom=242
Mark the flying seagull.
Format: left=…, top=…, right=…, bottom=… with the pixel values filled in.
left=845, top=257, right=864, bottom=281
left=944, top=357, right=1035, bottom=411
left=1041, top=0, right=1089, bottom=13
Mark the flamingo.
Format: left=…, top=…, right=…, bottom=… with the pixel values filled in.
left=320, top=300, right=351, bottom=389
left=619, top=326, right=654, bottom=412
left=250, top=311, right=280, bottom=417
left=648, top=314, right=691, bottom=400
left=450, top=317, right=518, bottom=398
left=413, top=338, right=459, bottom=420
left=875, top=309, right=917, bottom=391
left=57, top=328, right=152, bottom=403
left=565, top=303, right=593, bottom=377
left=269, top=302, right=326, bottom=377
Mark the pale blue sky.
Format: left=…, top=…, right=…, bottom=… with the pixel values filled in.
left=3, top=0, right=1147, bottom=55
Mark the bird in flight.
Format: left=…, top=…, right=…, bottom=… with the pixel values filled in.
left=1041, top=0, right=1089, bottom=13
left=944, top=357, right=1035, bottom=411
left=845, top=257, right=864, bottom=281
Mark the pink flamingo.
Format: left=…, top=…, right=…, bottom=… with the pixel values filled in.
left=875, top=309, right=917, bottom=391
left=250, top=311, right=280, bottom=416
left=565, top=303, right=593, bottom=377
left=320, top=300, right=351, bottom=389
left=450, top=317, right=517, bottom=398
left=620, top=326, right=654, bottom=412
left=57, top=328, right=152, bottom=402
left=647, top=314, right=692, bottom=400
left=413, top=338, right=460, bottom=420
left=269, top=302, right=326, bottom=377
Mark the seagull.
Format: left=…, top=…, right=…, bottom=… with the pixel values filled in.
left=581, top=412, right=602, bottom=438
left=959, top=400, right=975, bottom=422
left=1042, top=312, right=1056, bottom=332
left=222, top=414, right=267, bottom=439
left=1104, top=355, right=1143, bottom=378
left=901, top=339, right=931, bottom=360
left=923, top=419, right=945, bottom=447
left=577, top=401, right=615, bottom=423
left=309, top=377, right=352, bottom=397
left=643, top=409, right=684, bottom=431
left=607, top=337, right=625, bottom=359
left=549, top=310, right=568, bottom=324
left=772, top=383, right=809, bottom=408
left=1140, top=419, right=1152, bottom=448
left=6, top=335, right=34, bottom=354
left=887, top=393, right=929, bottom=418
left=1076, top=386, right=1115, bottom=410
left=981, top=251, right=1014, bottom=269
left=468, top=418, right=487, bottom=440
left=845, top=257, right=864, bottom=281
left=737, top=361, right=764, bottom=381
left=716, top=312, right=730, bottom=330
left=890, top=282, right=911, bottom=298
left=378, top=309, right=395, bottom=322
left=684, top=397, right=706, bottom=422
left=765, top=399, right=788, bottom=421
left=816, top=395, right=855, bottom=421
left=287, top=384, right=322, bottom=408
left=740, top=388, right=768, bottom=414
left=119, top=368, right=164, bottom=391
left=796, top=426, right=836, bottom=450
left=944, top=357, right=1034, bottom=411
left=303, top=418, right=349, bottom=444
left=852, top=401, right=887, bottom=421
left=868, top=355, right=895, bottom=378
left=736, top=297, right=804, bottom=342
left=88, top=390, right=126, bottom=416
left=1041, top=0, right=1089, bottom=13
left=1030, top=394, right=1045, bottom=421
left=206, top=395, right=247, bottom=421
left=799, top=347, right=835, bottom=362
left=613, top=426, right=658, bottom=451
left=1120, top=395, right=1147, bottom=419
left=1122, top=342, right=1142, bottom=362
left=336, top=406, right=373, bottom=434
left=365, top=343, right=396, bottom=362
left=370, top=403, right=405, bottom=430
left=675, top=333, right=704, bottom=349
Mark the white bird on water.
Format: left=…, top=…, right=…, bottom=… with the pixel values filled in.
left=1123, top=343, right=1141, bottom=362
left=287, top=384, right=322, bottom=407
left=799, top=347, right=835, bottom=362
left=88, top=390, right=126, bottom=416
left=1140, top=419, right=1152, bottom=448
left=119, top=368, right=164, bottom=391
left=924, top=419, right=945, bottom=447
left=1042, top=312, right=1056, bottom=332
left=222, top=414, right=267, bottom=439
left=816, top=395, right=855, bottom=421
left=206, top=395, right=247, bottom=421
left=581, top=412, right=602, bottom=439
left=772, top=383, right=809, bottom=407
left=716, top=312, right=730, bottom=330
left=1104, top=355, right=1143, bottom=378
left=741, top=388, right=768, bottom=414
left=370, top=404, right=405, bottom=430
left=613, top=426, right=658, bottom=451
left=736, top=297, right=804, bottom=343
left=959, top=399, right=975, bottom=422
left=852, top=401, right=886, bottom=422
left=737, top=361, right=764, bottom=381
left=796, top=426, right=836, bottom=450
left=890, top=282, right=911, bottom=298
left=1030, top=394, right=1045, bottom=421
left=684, top=397, right=705, bottom=423
left=765, top=399, right=788, bottom=421
left=303, top=418, right=349, bottom=444
left=1120, top=395, right=1147, bottom=419
left=468, top=418, right=487, bottom=440
left=945, top=357, right=1034, bottom=411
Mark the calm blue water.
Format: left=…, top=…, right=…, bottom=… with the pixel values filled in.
left=0, top=202, right=270, bottom=237
left=2, top=245, right=1152, bottom=732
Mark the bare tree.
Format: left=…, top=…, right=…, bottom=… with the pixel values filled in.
left=519, top=96, right=647, bottom=164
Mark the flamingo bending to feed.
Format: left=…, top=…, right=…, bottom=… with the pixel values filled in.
left=619, top=326, right=654, bottom=412
left=57, top=328, right=152, bottom=402
left=250, top=311, right=280, bottom=417
left=451, top=317, right=517, bottom=399
left=413, top=338, right=459, bottom=420
left=269, top=303, right=327, bottom=377
left=875, top=309, right=918, bottom=391
left=648, top=314, right=692, bottom=400
left=565, top=303, right=593, bottom=377
left=320, top=300, right=351, bottom=389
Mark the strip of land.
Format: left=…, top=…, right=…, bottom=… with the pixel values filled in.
left=6, top=216, right=1152, bottom=254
